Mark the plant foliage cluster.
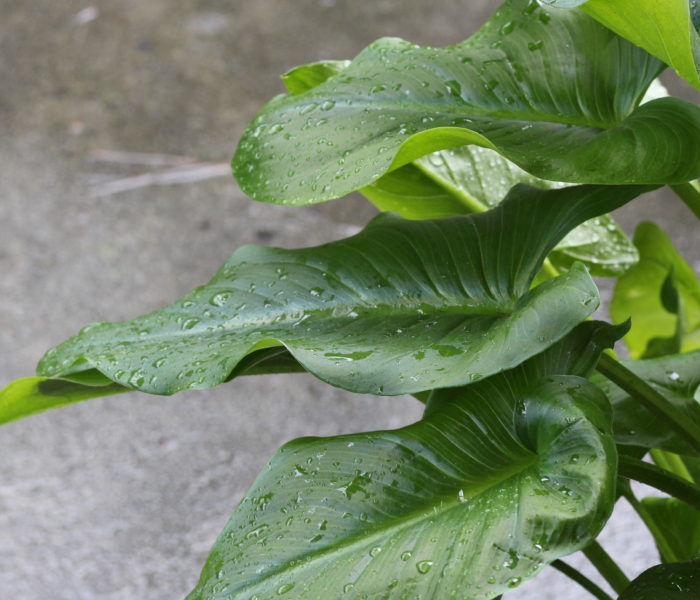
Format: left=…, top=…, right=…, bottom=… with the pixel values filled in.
left=3, top=0, right=700, bottom=598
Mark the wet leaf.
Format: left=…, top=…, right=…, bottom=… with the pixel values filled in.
left=641, top=497, right=700, bottom=562
left=364, top=145, right=637, bottom=276
left=611, top=222, right=700, bottom=359
left=186, top=326, right=617, bottom=600
left=31, top=184, right=647, bottom=403
left=545, top=0, right=700, bottom=91
left=618, top=561, right=700, bottom=599
left=591, top=350, right=700, bottom=455
left=233, top=0, right=700, bottom=206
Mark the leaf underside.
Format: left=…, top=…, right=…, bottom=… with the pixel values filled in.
left=33, top=184, right=647, bottom=402
left=186, top=325, right=618, bottom=600
left=233, top=0, right=700, bottom=206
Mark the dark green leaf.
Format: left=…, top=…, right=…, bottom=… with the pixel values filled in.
left=591, top=350, right=700, bottom=455
left=32, top=185, right=647, bottom=401
left=364, top=145, right=638, bottom=276
left=545, top=0, right=700, bottom=91
left=186, top=331, right=617, bottom=600
left=281, top=60, right=351, bottom=95
left=641, top=497, right=700, bottom=562
left=618, top=561, right=700, bottom=599
left=0, top=377, right=126, bottom=426
left=611, top=222, right=700, bottom=359
left=233, top=0, right=700, bottom=205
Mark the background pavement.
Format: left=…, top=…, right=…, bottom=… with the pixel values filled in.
left=1, top=1, right=698, bottom=599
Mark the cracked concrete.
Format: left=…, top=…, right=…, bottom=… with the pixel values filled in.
left=1, top=1, right=698, bottom=599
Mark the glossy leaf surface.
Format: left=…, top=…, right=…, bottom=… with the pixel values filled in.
left=36, top=184, right=646, bottom=397
left=0, top=377, right=126, bottom=426
left=618, top=561, right=700, bottom=599
left=641, top=497, right=700, bottom=562
left=592, top=350, right=700, bottom=455
left=186, top=327, right=617, bottom=600
left=233, top=0, right=700, bottom=206
left=364, top=145, right=638, bottom=276
left=611, top=222, right=700, bottom=359
left=545, top=0, right=700, bottom=91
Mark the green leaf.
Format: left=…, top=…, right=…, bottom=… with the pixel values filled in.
left=641, top=497, right=700, bottom=562
left=591, top=350, right=700, bottom=455
left=186, top=329, right=617, bottom=600
left=611, top=222, right=700, bottom=359
left=364, top=145, right=638, bottom=276
left=618, top=561, right=700, bottom=599
left=545, top=0, right=700, bottom=91
left=281, top=60, right=351, bottom=95
left=34, top=184, right=647, bottom=400
left=233, top=0, right=700, bottom=206
left=0, top=377, right=126, bottom=426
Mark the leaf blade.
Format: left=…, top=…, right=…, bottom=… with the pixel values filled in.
left=33, top=184, right=648, bottom=400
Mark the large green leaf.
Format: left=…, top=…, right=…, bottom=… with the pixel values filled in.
left=281, top=58, right=639, bottom=278
left=364, top=145, right=638, bottom=276
left=591, top=350, right=700, bottom=455
left=233, top=0, right=700, bottom=206
left=618, top=561, right=700, bottom=599
left=641, top=497, right=700, bottom=562
left=545, top=0, right=700, bottom=91
left=186, top=327, right=617, bottom=600
left=33, top=184, right=647, bottom=399
left=611, top=222, right=700, bottom=359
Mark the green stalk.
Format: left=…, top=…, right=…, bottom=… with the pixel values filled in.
left=650, top=449, right=695, bottom=483
left=618, top=455, right=700, bottom=511
left=670, top=182, right=700, bottom=220
left=619, top=480, right=679, bottom=563
left=596, top=353, right=700, bottom=454
left=551, top=560, right=614, bottom=600
left=581, top=541, right=630, bottom=595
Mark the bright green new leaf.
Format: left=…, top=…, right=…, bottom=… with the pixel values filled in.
left=611, top=222, right=700, bottom=359
left=281, top=60, right=351, bottom=95
left=233, top=0, right=700, bottom=205
left=364, top=145, right=638, bottom=276
left=33, top=184, right=647, bottom=400
left=591, top=350, right=700, bottom=455
left=544, top=0, right=700, bottom=91
left=618, top=561, right=700, bottom=599
left=186, top=327, right=617, bottom=600
left=641, top=497, right=700, bottom=562
left=0, top=377, right=126, bottom=426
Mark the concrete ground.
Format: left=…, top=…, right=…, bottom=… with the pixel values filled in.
left=1, top=1, right=698, bottom=599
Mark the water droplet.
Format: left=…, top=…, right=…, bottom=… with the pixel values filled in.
left=369, top=546, right=382, bottom=557
left=401, top=550, right=413, bottom=562
left=277, top=583, right=294, bottom=595
left=528, top=40, right=544, bottom=51
left=416, top=560, right=433, bottom=574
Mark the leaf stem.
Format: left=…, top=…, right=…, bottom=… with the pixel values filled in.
left=670, top=182, right=700, bottom=220
left=582, top=541, right=630, bottom=594
left=596, top=353, right=700, bottom=454
left=618, top=479, right=680, bottom=563
left=551, top=560, right=614, bottom=600
left=618, top=455, right=700, bottom=511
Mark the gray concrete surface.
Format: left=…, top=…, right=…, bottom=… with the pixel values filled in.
left=1, top=1, right=698, bottom=599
